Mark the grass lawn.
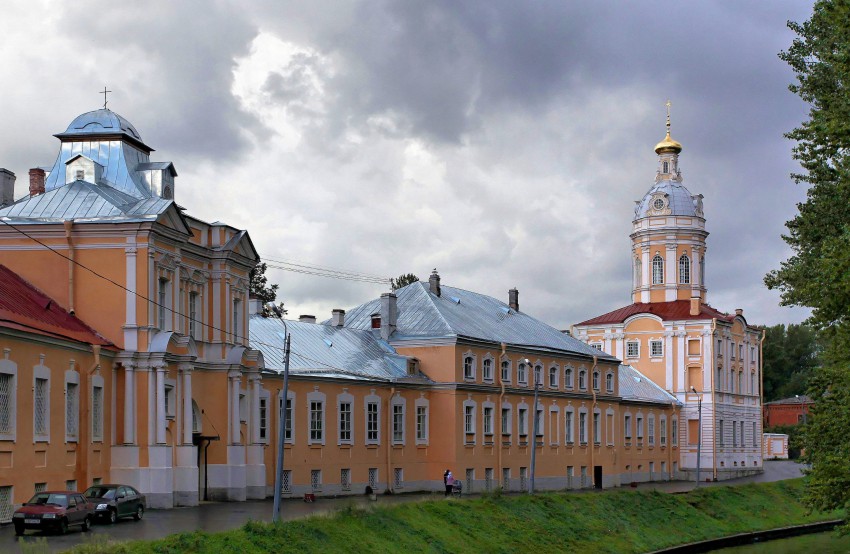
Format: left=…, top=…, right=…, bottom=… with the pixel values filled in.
left=63, top=479, right=840, bottom=554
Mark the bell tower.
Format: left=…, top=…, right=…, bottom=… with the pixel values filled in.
left=630, top=102, right=708, bottom=309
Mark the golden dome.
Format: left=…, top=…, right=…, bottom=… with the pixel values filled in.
left=654, top=131, right=682, bottom=154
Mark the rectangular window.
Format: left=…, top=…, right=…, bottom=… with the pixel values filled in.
left=34, top=483, right=46, bottom=494
left=606, top=413, right=614, bottom=446
left=281, top=469, right=292, bottom=493
left=565, top=411, right=573, bottom=443
left=34, top=377, right=48, bottom=438
left=232, top=299, right=241, bottom=342
left=660, top=419, right=667, bottom=446
left=66, top=382, right=78, bottom=439
left=0, top=485, right=12, bottom=525
left=91, top=387, right=103, bottom=441
left=485, top=468, right=493, bottom=492
left=579, top=412, right=587, bottom=444
left=66, top=480, right=77, bottom=491
left=567, top=466, right=574, bottom=489
left=367, top=402, right=379, bottom=443
left=518, top=408, right=528, bottom=436
left=650, top=340, right=663, bottom=357
left=341, top=468, right=351, bottom=491
left=591, top=343, right=602, bottom=351
left=672, top=419, right=678, bottom=446
left=392, top=404, right=404, bottom=443
left=0, top=373, right=12, bottom=435
left=284, top=398, right=293, bottom=442
left=580, top=466, right=588, bottom=488
left=188, top=292, right=198, bottom=338
left=466, top=468, right=474, bottom=493
left=732, top=420, right=737, bottom=447
left=741, top=421, right=745, bottom=448
left=501, top=407, right=510, bottom=435
left=311, top=469, right=322, bottom=491
left=648, top=417, right=655, bottom=446
left=483, top=406, right=493, bottom=435
left=310, top=401, right=323, bottom=442
left=624, top=415, right=632, bottom=441
left=626, top=341, right=639, bottom=358
left=394, top=468, right=404, bottom=489
left=502, top=468, right=510, bottom=490
left=339, top=402, right=352, bottom=443
left=368, top=468, right=378, bottom=489
left=416, top=405, right=427, bottom=442
left=593, top=413, right=600, bottom=444
left=519, top=467, right=528, bottom=492
left=158, top=278, right=168, bottom=330
left=753, top=422, right=758, bottom=447
left=688, top=339, right=701, bottom=356
left=689, top=419, right=700, bottom=446
left=636, top=417, right=644, bottom=440
left=535, top=409, right=543, bottom=437
left=259, top=398, right=268, bottom=441
left=464, top=405, right=474, bottom=434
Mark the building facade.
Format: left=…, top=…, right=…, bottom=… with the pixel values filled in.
left=573, top=115, right=764, bottom=480
left=763, top=396, right=811, bottom=428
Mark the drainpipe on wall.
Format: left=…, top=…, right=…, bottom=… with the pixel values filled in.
left=590, top=355, right=598, bottom=487
left=79, top=345, right=101, bottom=490
left=386, top=386, right=396, bottom=493
left=498, top=343, right=506, bottom=489
left=711, top=318, right=718, bottom=482
left=64, top=220, right=76, bottom=314
left=669, top=398, right=676, bottom=479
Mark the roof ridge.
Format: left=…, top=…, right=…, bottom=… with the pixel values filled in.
left=412, top=281, right=455, bottom=336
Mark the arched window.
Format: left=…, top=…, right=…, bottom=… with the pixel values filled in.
left=517, top=362, right=527, bottom=384
left=579, top=370, right=587, bottom=390
left=564, top=367, right=573, bottom=388
left=483, top=358, right=493, bottom=381
left=463, top=356, right=474, bottom=380
left=501, top=360, right=510, bottom=383
left=534, top=365, right=542, bottom=387
left=634, top=257, right=642, bottom=287
left=738, top=371, right=743, bottom=394
left=679, top=254, right=691, bottom=284
left=592, top=371, right=600, bottom=390
left=605, top=372, right=613, bottom=393
left=652, top=255, right=664, bottom=284
left=548, top=366, right=558, bottom=388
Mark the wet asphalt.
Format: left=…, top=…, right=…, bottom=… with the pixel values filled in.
left=1, top=460, right=807, bottom=553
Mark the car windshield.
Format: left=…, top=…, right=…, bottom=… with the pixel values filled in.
left=84, top=486, right=116, bottom=499
left=26, top=493, right=68, bottom=507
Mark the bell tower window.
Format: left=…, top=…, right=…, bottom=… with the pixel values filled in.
left=679, top=254, right=691, bottom=284
left=652, top=255, right=664, bottom=284
left=662, top=161, right=669, bottom=174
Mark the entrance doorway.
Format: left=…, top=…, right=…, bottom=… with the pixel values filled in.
left=593, top=466, right=603, bottom=489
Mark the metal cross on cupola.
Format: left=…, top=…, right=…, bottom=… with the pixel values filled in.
left=100, top=86, right=112, bottom=110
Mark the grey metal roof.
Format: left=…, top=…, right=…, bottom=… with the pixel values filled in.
left=343, top=281, right=617, bottom=360
left=137, top=162, right=177, bottom=175
left=250, top=315, right=423, bottom=382
left=0, top=180, right=171, bottom=223
left=56, top=109, right=145, bottom=144
left=618, top=365, right=681, bottom=405
left=634, top=179, right=699, bottom=220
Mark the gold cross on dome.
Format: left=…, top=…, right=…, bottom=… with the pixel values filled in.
left=100, top=86, right=112, bottom=109
left=665, top=100, right=672, bottom=133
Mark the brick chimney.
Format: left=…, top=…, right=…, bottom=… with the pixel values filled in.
left=380, top=292, right=397, bottom=340
left=29, top=168, right=45, bottom=197
left=331, top=309, right=345, bottom=327
left=735, top=308, right=743, bottom=317
left=0, top=168, right=15, bottom=207
left=299, top=315, right=316, bottom=324
left=509, top=288, right=519, bottom=311
left=428, top=268, right=441, bottom=297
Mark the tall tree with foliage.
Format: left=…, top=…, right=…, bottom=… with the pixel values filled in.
left=761, top=323, right=819, bottom=401
left=391, top=273, right=419, bottom=290
left=250, top=262, right=279, bottom=303
left=765, top=0, right=850, bottom=517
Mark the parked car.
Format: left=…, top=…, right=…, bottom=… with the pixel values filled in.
left=12, top=491, right=94, bottom=535
left=83, top=484, right=146, bottom=523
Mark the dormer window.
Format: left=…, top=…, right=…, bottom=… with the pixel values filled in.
left=371, top=314, right=381, bottom=329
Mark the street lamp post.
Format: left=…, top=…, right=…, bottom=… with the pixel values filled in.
left=691, top=386, right=702, bottom=487
left=272, top=325, right=292, bottom=523
left=796, top=395, right=807, bottom=425
left=526, top=359, right=540, bottom=494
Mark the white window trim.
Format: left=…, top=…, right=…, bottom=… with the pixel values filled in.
left=649, top=339, right=664, bottom=358
left=164, top=378, right=177, bottom=419
left=548, top=404, right=560, bottom=446
left=482, top=401, right=495, bottom=439
left=500, top=357, right=511, bottom=384
left=33, top=362, right=50, bottom=443
left=626, top=341, right=640, bottom=359
left=548, top=365, right=559, bottom=389
left=307, top=390, right=326, bottom=446
left=517, top=362, right=528, bottom=385
left=391, top=395, right=406, bottom=445
left=462, top=351, right=477, bottom=381
left=64, top=368, right=80, bottom=443
left=605, top=371, right=614, bottom=393
left=660, top=415, right=667, bottom=447
left=592, top=408, right=601, bottom=445
left=578, top=409, right=588, bottom=445
left=365, top=392, right=381, bottom=445
left=90, top=374, right=104, bottom=443
left=462, top=399, right=477, bottom=438
left=605, top=407, right=615, bottom=446
left=564, top=365, right=574, bottom=389
left=482, top=354, right=495, bottom=383
left=0, top=352, right=18, bottom=442
left=565, top=408, right=574, bottom=444
left=259, top=388, right=271, bottom=444
left=624, top=412, right=633, bottom=441
left=279, top=390, right=296, bottom=445
left=517, top=401, right=529, bottom=437
left=648, top=413, right=656, bottom=446
left=414, top=396, right=429, bottom=445
left=501, top=401, right=512, bottom=436
left=337, top=391, right=355, bottom=446
left=534, top=400, right=545, bottom=440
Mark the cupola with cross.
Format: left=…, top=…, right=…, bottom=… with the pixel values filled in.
left=630, top=102, right=708, bottom=309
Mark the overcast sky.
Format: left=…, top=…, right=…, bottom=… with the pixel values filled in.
left=1, top=1, right=814, bottom=328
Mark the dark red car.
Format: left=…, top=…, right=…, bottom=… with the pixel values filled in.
left=12, top=491, right=94, bottom=535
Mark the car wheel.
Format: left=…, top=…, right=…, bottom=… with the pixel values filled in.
left=82, top=515, right=92, bottom=532
left=108, top=509, right=118, bottom=524
left=133, top=505, right=144, bottom=521
left=58, top=518, right=69, bottom=535
left=14, top=524, right=24, bottom=536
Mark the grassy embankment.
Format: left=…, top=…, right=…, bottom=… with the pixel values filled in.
left=66, top=479, right=840, bottom=554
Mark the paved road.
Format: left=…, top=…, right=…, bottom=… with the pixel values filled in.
left=1, top=460, right=807, bottom=553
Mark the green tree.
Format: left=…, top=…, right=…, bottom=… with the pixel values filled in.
left=761, top=323, right=819, bottom=401
left=765, top=0, right=850, bottom=518
left=391, top=273, right=419, bottom=290
left=250, top=262, right=279, bottom=303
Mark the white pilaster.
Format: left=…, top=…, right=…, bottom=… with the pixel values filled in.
left=124, top=363, right=135, bottom=444
left=665, top=242, right=677, bottom=301
left=230, top=372, right=241, bottom=444
left=641, top=245, right=651, bottom=303
left=156, top=365, right=167, bottom=444
left=181, top=365, right=193, bottom=444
